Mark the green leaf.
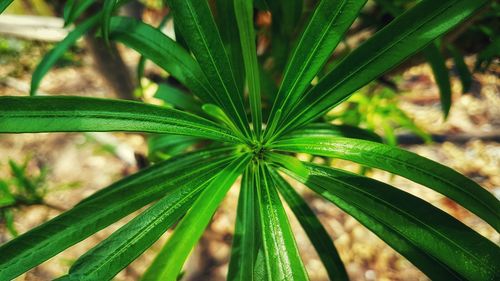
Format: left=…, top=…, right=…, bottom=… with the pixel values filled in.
left=215, top=0, right=244, bottom=92
left=266, top=0, right=302, bottom=36
left=423, top=42, right=452, bottom=118
left=30, top=14, right=100, bottom=96
left=0, top=96, right=240, bottom=144
left=148, top=135, right=201, bottom=159
left=79, top=146, right=235, bottom=205
left=102, top=0, right=117, bottom=46
left=279, top=162, right=461, bottom=281
left=283, top=162, right=500, bottom=281
left=154, top=83, right=203, bottom=115
left=63, top=0, right=96, bottom=27
left=270, top=169, right=348, bottom=281
left=256, top=164, right=309, bottom=281
left=142, top=153, right=251, bottom=281
left=227, top=166, right=259, bottom=281
left=234, top=0, right=262, bottom=139
left=0, top=0, right=14, bottom=13
left=282, top=123, right=382, bottom=143
left=109, top=17, right=216, bottom=104
left=448, top=45, right=472, bottom=93
left=56, top=159, right=228, bottom=281
left=280, top=0, right=489, bottom=136
left=264, top=0, right=302, bottom=73
left=136, top=13, right=172, bottom=88
left=265, top=0, right=367, bottom=139
left=271, top=136, right=500, bottom=231
left=0, top=148, right=236, bottom=281
left=373, top=0, right=452, bottom=118
left=169, top=0, right=251, bottom=139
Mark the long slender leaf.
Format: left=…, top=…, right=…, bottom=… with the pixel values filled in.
left=279, top=0, right=489, bottom=136
left=169, top=0, right=251, bottom=139
left=270, top=169, right=348, bottom=281
left=136, top=13, right=172, bottom=88
left=282, top=123, right=382, bottom=143
left=102, top=0, right=117, bottom=46
left=265, top=0, right=367, bottom=139
left=273, top=159, right=462, bottom=280
left=56, top=158, right=230, bottom=281
left=215, top=0, right=244, bottom=92
left=0, top=148, right=235, bottom=281
left=30, top=14, right=100, bottom=96
left=271, top=136, right=500, bottom=231
left=257, top=164, right=309, bottom=281
left=109, top=17, right=216, bottom=104
left=227, top=166, right=259, bottom=281
left=264, top=0, right=302, bottom=73
left=234, top=0, right=262, bottom=139
left=373, top=0, right=452, bottom=118
left=78, top=146, right=235, bottom=205
left=449, top=45, right=472, bottom=93
left=142, top=154, right=252, bottom=281
left=0, top=96, right=240, bottom=144
left=423, top=42, right=452, bottom=118
left=282, top=162, right=500, bottom=281
left=63, top=0, right=96, bottom=26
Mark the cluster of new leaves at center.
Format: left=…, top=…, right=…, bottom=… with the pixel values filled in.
left=0, top=0, right=499, bottom=280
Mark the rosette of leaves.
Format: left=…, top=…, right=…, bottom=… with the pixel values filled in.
left=0, top=0, right=499, bottom=280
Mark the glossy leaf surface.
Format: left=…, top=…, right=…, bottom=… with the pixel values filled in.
left=283, top=163, right=500, bottom=281
left=0, top=148, right=235, bottom=280
left=168, top=0, right=251, bottom=138
left=0, top=96, right=240, bottom=143
left=280, top=0, right=489, bottom=135
left=272, top=136, right=500, bottom=231
left=271, top=169, right=348, bottom=281
left=257, top=165, right=309, bottom=281
left=142, top=154, right=251, bottom=281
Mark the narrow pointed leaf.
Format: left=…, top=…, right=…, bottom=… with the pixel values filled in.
left=136, top=13, right=171, bottom=87
left=142, top=154, right=252, bottom=281
left=169, top=0, right=251, bottom=138
left=283, top=163, right=500, bottom=281
left=283, top=123, right=382, bottom=143
left=109, top=17, right=215, bottom=104
left=0, top=96, right=240, bottom=144
left=281, top=0, right=489, bottom=135
left=0, top=148, right=235, bottom=281
left=31, top=14, right=100, bottom=96
left=228, top=166, right=259, bottom=281
left=63, top=0, right=96, bottom=26
left=215, top=0, right=244, bottom=92
left=270, top=169, right=348, bottom=281
left=257, top=164, right=309, bottom=281
left=234, top=0, right=262, bottom=138
left=374, top=0, right=452, bottom=118
left=449, top=45, right=472, bottom=93
left=57, top=161, right=227, bottom=281
left=266, top=0, right=367, bottom=137
left=423, top=43, right=452, bottom=118
left=278, top=162, right=462, bottom=280
left=271, top=136, right=500, bottom=231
